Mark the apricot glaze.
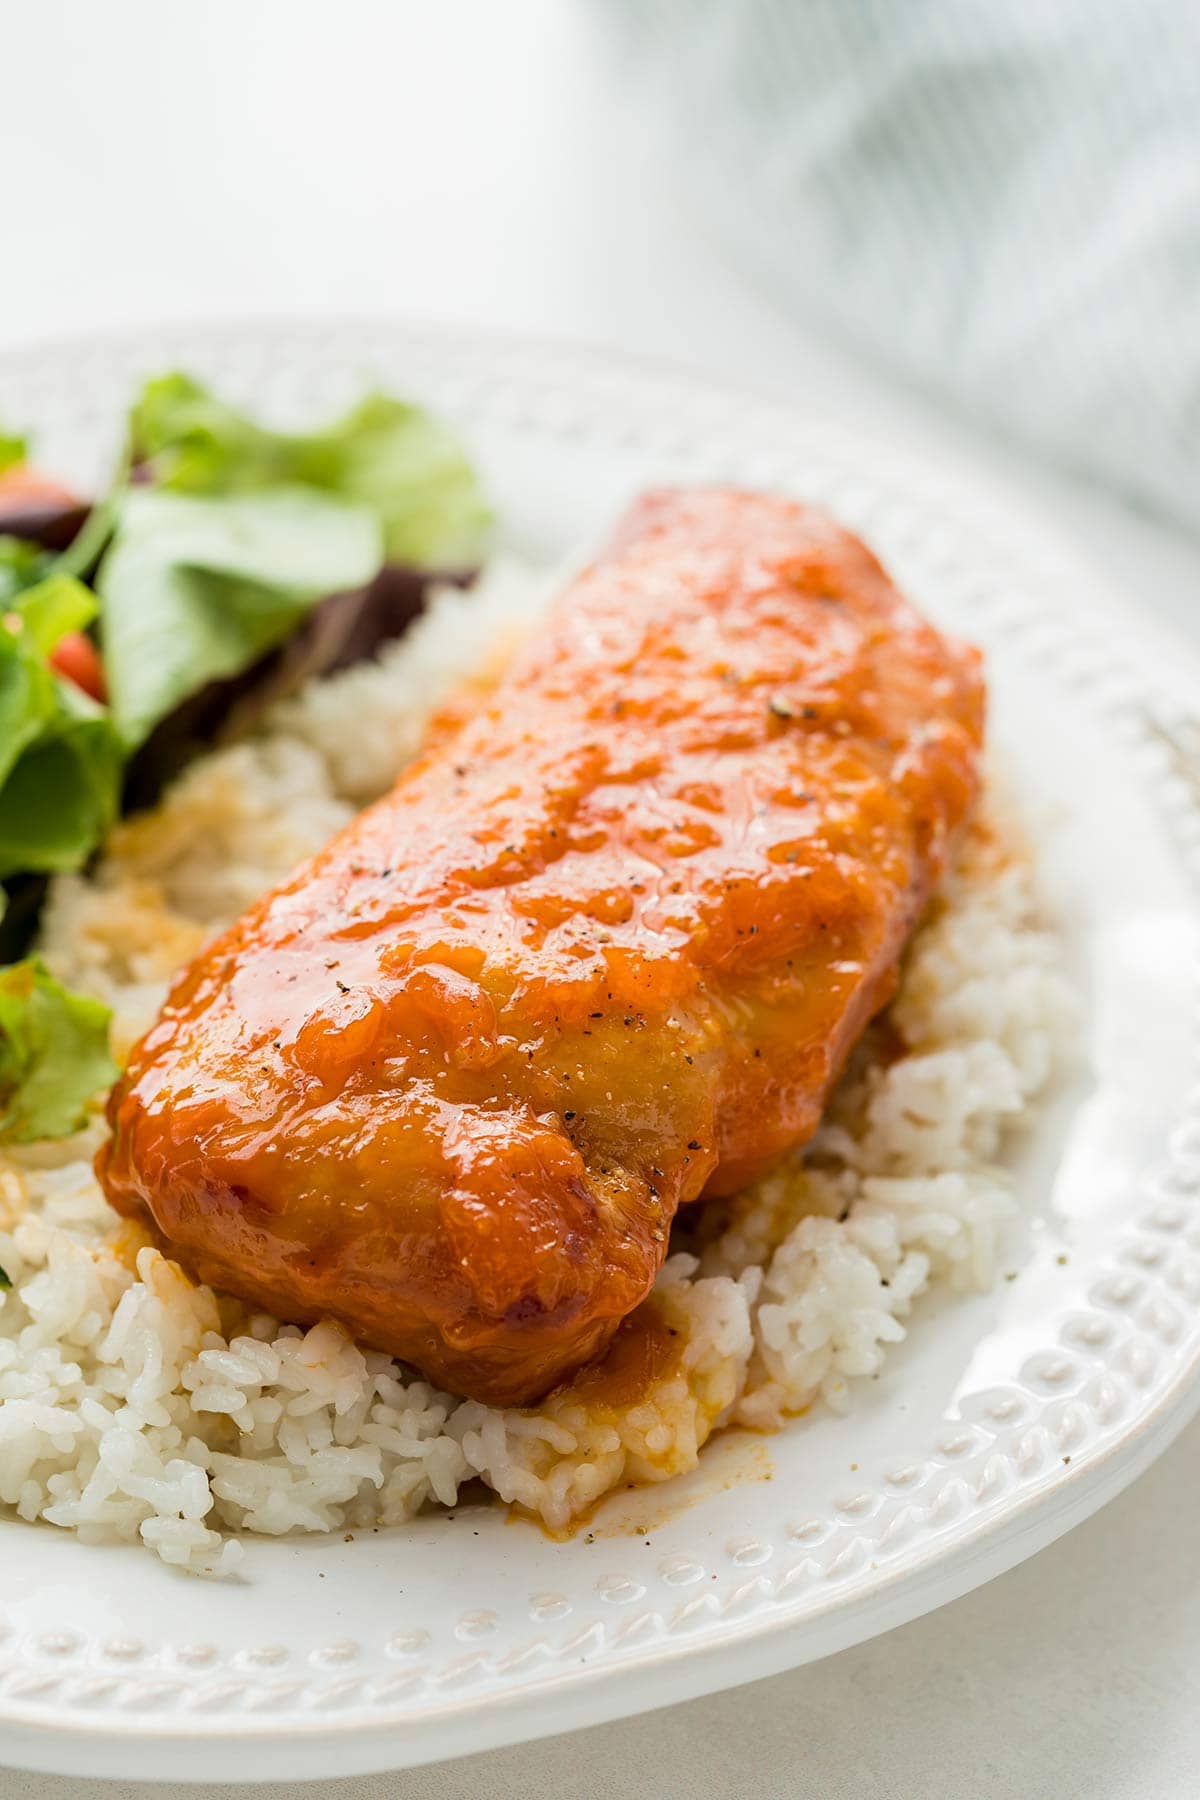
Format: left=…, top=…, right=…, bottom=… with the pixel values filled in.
left=98, top=490, right=984, bottom=1404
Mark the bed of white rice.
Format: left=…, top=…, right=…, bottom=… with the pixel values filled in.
left=0, top=563, right=1074, bottom=1576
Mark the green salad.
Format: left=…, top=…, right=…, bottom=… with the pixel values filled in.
left=0, top=373, right=489, bottom=1144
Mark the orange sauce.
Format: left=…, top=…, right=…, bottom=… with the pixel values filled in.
left=557, top=1300, right=682, bottom=1411
left=101, top=1214, right=164, bottom=1273
left=508, top=1428, right=775, bottom=1541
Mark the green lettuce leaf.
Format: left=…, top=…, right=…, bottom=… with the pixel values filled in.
left=0, top=956, right=116, bottom=1143
left=0, top=583, right=122, bottom=877
left=131, top=373, right=491, bottom=568
left=0, top=434, right=26, bottom=475
left=14, top=572, right=98, bottom=653
left=0, top=535, right=51, bottom=606
left=0, top=704, right=123, bottom=878
left=97, top=486, right=383, bottom=748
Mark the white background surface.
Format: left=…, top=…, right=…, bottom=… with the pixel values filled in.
left=2, top=4, right=1199, bottom=1794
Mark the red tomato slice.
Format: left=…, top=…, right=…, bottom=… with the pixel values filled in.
left=49, top=630, right=106, bottom=703
left=0, top=465, right=79, bottom=510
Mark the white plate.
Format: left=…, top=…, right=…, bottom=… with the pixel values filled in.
left=1, top=321, right=1198, bottom=1783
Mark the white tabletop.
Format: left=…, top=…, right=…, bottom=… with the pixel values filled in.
left=4, top=4, right=1199, bottom=1795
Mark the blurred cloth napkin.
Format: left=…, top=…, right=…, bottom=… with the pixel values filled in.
left=604, top=0, right=1199, bottom=531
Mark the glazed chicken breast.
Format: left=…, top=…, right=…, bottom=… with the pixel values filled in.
left=98, top=489, right=985, bottom=1405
